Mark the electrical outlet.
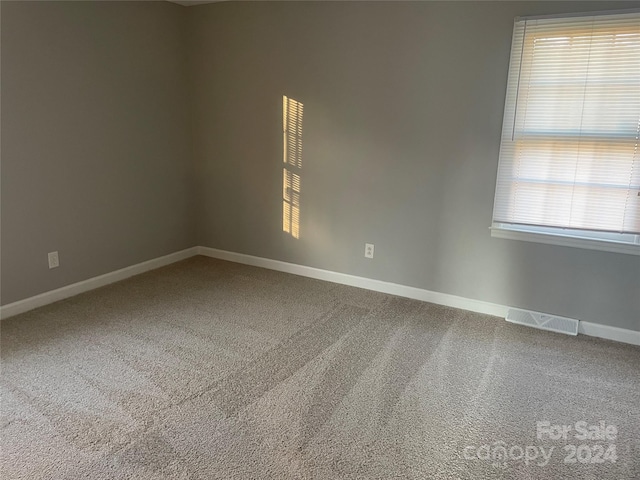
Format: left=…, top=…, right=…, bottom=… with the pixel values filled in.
left=364, top=243, right=374, bottom=259
left=48, top=251, right=59, bottom=269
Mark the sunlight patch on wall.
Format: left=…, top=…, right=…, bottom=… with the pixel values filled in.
left=282, top=95, right=303, bottom=239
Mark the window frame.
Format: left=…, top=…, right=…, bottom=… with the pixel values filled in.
left=491, top=9, right=640, bottom=255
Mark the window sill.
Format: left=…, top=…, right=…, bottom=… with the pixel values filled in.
left=490, top=226, right=640, bottom=256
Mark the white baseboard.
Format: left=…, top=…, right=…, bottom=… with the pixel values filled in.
left=0, top=247, right=199, bottom=320
left=578, top=321, right=640, bottom=347
left=197, top=246, right=508, bottom=317
left=3, top=245, right=637, bottom=347
left=198, top=246, right=640, bottom=347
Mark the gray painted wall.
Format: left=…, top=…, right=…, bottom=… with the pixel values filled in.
left=1, top=1, right=195, bottom=304
left=2, top=1, right=638, bottom=332
left=190, top=1, right=640, bottom=331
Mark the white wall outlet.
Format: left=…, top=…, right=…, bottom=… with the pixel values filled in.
left=48, top=251, right=59, bottom=269
left=364, top=243, right=374, bottom=259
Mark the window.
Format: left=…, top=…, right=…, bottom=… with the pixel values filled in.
left=492, top=10, right=640, bottom=255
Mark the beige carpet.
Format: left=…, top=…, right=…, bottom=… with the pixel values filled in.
left=1, top=256, right=639, bottom=479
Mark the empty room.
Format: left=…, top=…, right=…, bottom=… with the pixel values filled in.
left=1, top=1, right=639, bottom=478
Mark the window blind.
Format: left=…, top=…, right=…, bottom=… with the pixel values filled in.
left=493, top=11, right=640, bottom=236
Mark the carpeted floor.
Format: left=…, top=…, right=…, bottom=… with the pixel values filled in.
left=1, top=256, right=639, bottom=479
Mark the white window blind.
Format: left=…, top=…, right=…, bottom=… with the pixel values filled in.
left=492, top=11, right=640, bottom=244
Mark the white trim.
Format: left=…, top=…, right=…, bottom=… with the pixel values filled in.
left=578, top=321, right=640, bottom=347
left=0, top=247, right=199, bottom=320
left=198, top=246, right=506, bottom=317
left=2, top=245, right=637, bottom=347
left=198, top=247, right=640, bottom=347
left=490, top=227, right=640, bottom=256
